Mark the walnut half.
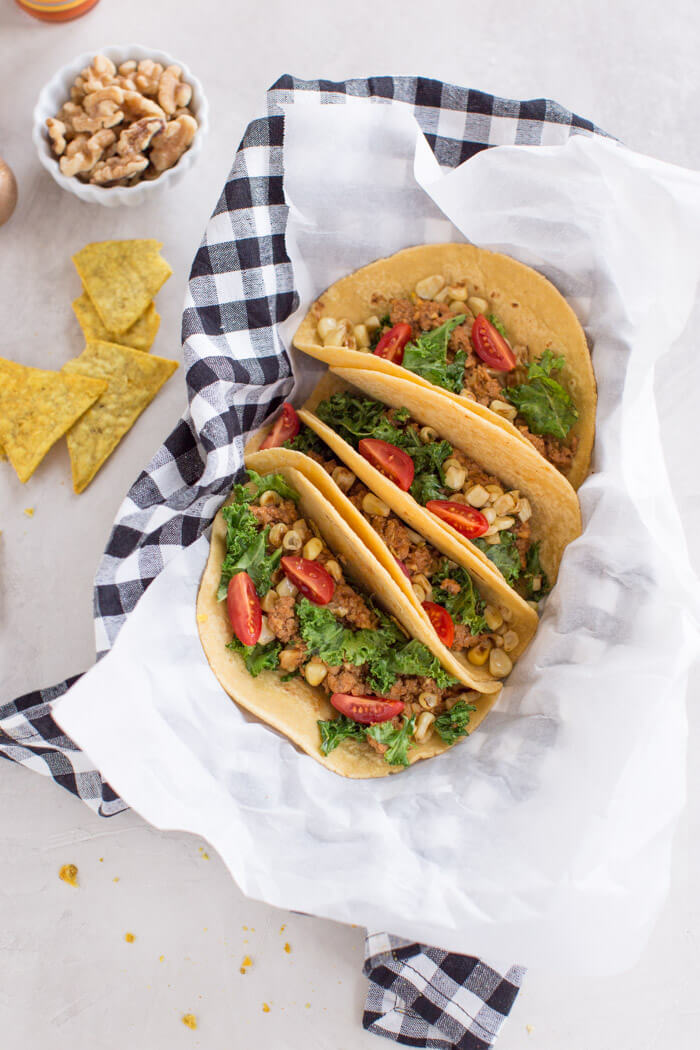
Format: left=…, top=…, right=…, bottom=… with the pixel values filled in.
left=149, top=114, right=198, bottom=172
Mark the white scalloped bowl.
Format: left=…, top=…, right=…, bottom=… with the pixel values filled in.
left=32, top=44, right=209, bottom=208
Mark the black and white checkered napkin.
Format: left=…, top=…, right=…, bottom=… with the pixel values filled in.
left=1, top=75, right=603, bottom=1048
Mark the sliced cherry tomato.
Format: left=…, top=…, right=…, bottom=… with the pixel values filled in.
left=394, top=556, right=411, bottom=579
left=358, top=438, right=414, bottom=491
left=426, top=500, right=489, bottom=539
left=260, top=402, right=300, bottom=449
left=422, top=601, right=455, bottom=649
left=281, top=555, right=335, bottom=605
left=331, top=693, right=405, bottom=725
left=471, top=315, right=517, bottom=372
left=374, top=323, right=413, bottom=364
left=227, top=572, right=262, bottom=646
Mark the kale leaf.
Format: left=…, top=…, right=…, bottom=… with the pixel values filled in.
left=387, top=639, right=457, bottom=689
left=473, top=532, right=522, bottom=586
left=226, top=636, right=281, bottom=676
left=284, top=426, right=328, bottom=457
left=314, top=393, right=387, bottom=448
left=366, top=715, right=416, bottom=767
left=434, top=699, right=477, bottom=745
left=519, top=541, right=550, bottom=602
left=317, top=715, right=366, bottom=755
left=402, top=316, right=467, bottom=394
left=433, top=561, right=488, bottom=636
left=504, top=350, right=578, bottom=440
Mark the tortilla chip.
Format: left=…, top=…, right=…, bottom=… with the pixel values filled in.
left=62, top=339, right=178, bottom=493
left=73, top=292, right=160, bottom=352
left=0, top=357, right=107, bottom=483
left=72, top=240, right=172, bottom=335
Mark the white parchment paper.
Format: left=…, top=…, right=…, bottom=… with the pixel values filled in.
left=55, top=102, right=700, bottom=974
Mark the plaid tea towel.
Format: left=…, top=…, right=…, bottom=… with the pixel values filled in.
left=0, top=74, right=604, bottom=1047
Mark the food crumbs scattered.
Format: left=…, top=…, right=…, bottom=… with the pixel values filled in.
left=113, top=877, right=120, bottom=883
left=198, top=847, right=210, bottom=859
left=59, top=863, right=78, bottom=887
left=159, top=955, right=165, bottom=963
left=240, top=955, right=253, bottom=974
left=305, top=1002, right=311, bottom=1009
left=23, top=507, right=35, bottom=518
left=124, top=932, right=135, bottom=943
left=526, top=1024, right=535, bottom=1035
left=262, top=1003, right=270, bottom=1013
left=284, top=943, right=291, bottom=954
left=182, top=1014, right=197, bottom=1030
left=279, top=924, right=286, bottom=933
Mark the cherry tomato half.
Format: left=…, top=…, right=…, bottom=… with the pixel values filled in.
left=471, top=315, right=517, bottom=372
left=394, top=556, right=411, bottom=579
left=331, top=693, right=405, bottom=725
left=358, top=438, right=415, bottom=491
left=426, top=500, right=489, bottom=539
left=281, top=555, right=335, bottom=605
left=422, top=601, right=455, bottom=649
left=227, top=572, right=262, bottom=646
left=260, top=402, right=300, bottom=449
left=374, top=323, right=413, bottom=364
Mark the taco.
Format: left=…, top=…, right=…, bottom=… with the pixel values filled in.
left=293, top=243, right=595, bottom=490
left=197, top=464, right=504, bottom=779
left=288, top=369, right=582, bottom=598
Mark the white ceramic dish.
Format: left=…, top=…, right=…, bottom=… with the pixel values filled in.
left=32, top=44, right=209, bottom=208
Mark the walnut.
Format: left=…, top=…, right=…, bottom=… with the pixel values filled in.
left=82, top=55, right=117, bottom=94
left=121, top=91, right=166, bottom=122
left=59, top=128, right=115, bottom=177
left=116, top=75, right=137, bottom=92
left=90, top=153, right=148, bottom=185
left=157, top=65, right=192, bottom=116
left=57, top=101, right=83, bottom=134
left=117, top=117, right=165, bottom=156
left=118, top=60, right=137, bottom=76
left=46, top=118, right=67, bottom=156
left=134, top=60, right=164, bottom=96
left=149, top=114, right=197, bottom=171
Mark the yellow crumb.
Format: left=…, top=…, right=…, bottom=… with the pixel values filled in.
left=240, top=955, right=252, bottom=974
left=526, top=1024, right=535, bottom=1035
left=58, top=863, right=78, bottom=887
left=279, top=924, right=286, bottom=933
left=159, top=955, right=165, bottom=963
left=198, top=847, right=210, bottom=859
left=197, top=613, right=208, bottom=623
left=23, top=507, right=34, bottom=518
left=113, top=877, right=120, bottom=883
left=284, top=942, right=291, bottom=954
left=262, top=1003, right=270, bottom=1013
left=99, top=857, right=104, bottom=863
left=124, top=932, right=135, bottom=943
left=305, top=1002, right=311, bottom=1009
left=182, top=1013, right=197, bottom=1030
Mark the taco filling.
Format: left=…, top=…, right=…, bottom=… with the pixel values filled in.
left=314, top=280, right=579, bottom=476
left=288, top=395, right=549, bottom=602
left=218, top=469, right=482, bottom=767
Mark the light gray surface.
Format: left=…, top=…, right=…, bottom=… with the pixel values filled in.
left=1, top=1, right=698, bottom=1046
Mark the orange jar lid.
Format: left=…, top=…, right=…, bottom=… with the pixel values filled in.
left=15, top=0, right=100, bottom=20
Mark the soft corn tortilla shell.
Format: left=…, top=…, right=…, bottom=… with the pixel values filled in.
left=197, top=465, right=501, bottom=778
left=62, top=339, right=178, bottom=494
left=246, top=443, right=538, bottom=670
left=0, top=357, right=107, bottom=483
left=293, top=243, right=596, bottom=490
left=73, top=293, right=161, bottom=353
left=301, top=370, right=582, bottom=588
left=72, top=240, right=172, bottom=335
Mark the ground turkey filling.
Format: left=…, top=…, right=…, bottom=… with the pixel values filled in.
left=388, top=297, right=577, bottom=474
left=251, top=496, right=464, bottom=717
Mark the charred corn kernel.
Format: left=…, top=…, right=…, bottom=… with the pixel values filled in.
left=411, top=573, right=432, bottom=599
left=493, top=493, right=516, bottom=516
left=460, top=387, right=477, bottom=400
left=434, top=285, right=452, bottom=303
left=325, top=559, right=343, bottom=582
left=482, top=507, right=497, bottom=524
left=531, top=575, right=542, bottom=592
left=484, top=605, right=503, bottom=631
left=449, top=300, right=467, bottom=313
left=282, top=530, right=302, bottom=552
left=261, top=590, right=278, bottom=613
left=418, top=691, right=440, bottom=711
left=362, top=493, right=390, bottom=517
left=324, top=319, right=352, bottom=347
left=485, top=484, right=504, bottom=498
left=444, top=456, right=463, bottom=472
left=500, top=604, right=513, bottom=622
left=517, top=498, right=532, bottom=523
left=450, top=493, right=469, bottom=504
left=303, top=537, right=323, bottom=560
left=277, top=577, right=298, bottom=598
left=412, top=583, right=427, bottom=604
left=414, top=711, right=435, bottom=743
left=331, top=465, right=356, bottom=492
left=466, top=484, right=489, bottom=508
left=292, top=517, right=310, bottom=538
left=467, top=295, right=488, bottom=315
left=304, top=658, right=328, bottom=686
left=494, top=515, right=515, bottom=532
left=493, top=634, right=504, bottom=647
left=353, top=324, right=370, bottom=348
left=415, top=274, right=445, bottom=300
left=467, top=641, right=491, bottom=666
left=489, top=398, right=518, bottom=422
left=365, top=315, right=381, bottom=333
left=447, top=284, right=468, bottom=301
left=502, top=630, right=519, bottom=652
left=279, top=648, right=301, bottom=670
left=484, top=533, right=501, bottom=545
left=258, top=618, right=275, bottom=645
left=317, top=317, right=337, bottom=340
left=260, top=490, right=280, bottom=507
left=268, top=523, right=288, bottom=547
left=419, top=426, right=438, bottom=444
left=444, top=465, right=467, bottom=491
left=489, top=648, right=512, bottom=677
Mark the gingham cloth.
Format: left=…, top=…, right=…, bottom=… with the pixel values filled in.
left=1, top=75, right=603, bottom=1048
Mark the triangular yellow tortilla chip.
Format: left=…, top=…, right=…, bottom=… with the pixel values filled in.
left=62, top=339, right=179, bottom=493
left=72, top=292, right=161, bottom=352
left=72, top=240, right=172, bottom=335
left=0, top=357, right=107, bottom=483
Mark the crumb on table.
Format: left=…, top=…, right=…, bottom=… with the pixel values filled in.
left=58, top=863, right=78, bottom=887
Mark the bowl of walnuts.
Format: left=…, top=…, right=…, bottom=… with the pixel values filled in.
left=32, top=45, right=209, bottom=207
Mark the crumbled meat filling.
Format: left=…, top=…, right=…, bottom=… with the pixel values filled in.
left=327, top=583, right=376, bottom=629
left=267, top=595, right=299, bottom=643
left=250, top=499, right=298, bottom=527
